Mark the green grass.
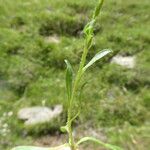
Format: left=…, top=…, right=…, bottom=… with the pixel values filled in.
left=0, top=0, right=149, bottom=150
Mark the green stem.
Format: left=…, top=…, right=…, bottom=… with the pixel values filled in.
left=67, top=45, right=89, bottom=150
left=66, top=0, right=105, bottom=149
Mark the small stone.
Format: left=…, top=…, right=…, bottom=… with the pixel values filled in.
left=111, top=55, right=135, bottom=68
left=3, top=123, right=8, bottom=128
left=18, top=105, right=63, bottom=126
left=8, top=111, right=13, bottom=117
left=45, top=35, right=60, bottom=44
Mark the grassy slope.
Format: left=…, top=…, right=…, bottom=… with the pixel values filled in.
left=0, top=0, right=149, bottom=149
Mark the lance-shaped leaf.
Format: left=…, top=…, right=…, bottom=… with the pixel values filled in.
left=12, top=144, right=69, bottom=150
left=11, top=146, right=51, bottom=150
left=83, top=19, right=95, bottom=36
left=70, top=111, right=80, bottom=123
left=64, top=59, right=74, bottom=100
left=77, top=137, right=123, bottom=150
left=93, top=0, right=105, bottom=19
left=60, top=125, right=69, bottom=133
left=83, top=49, right=112, bottom=72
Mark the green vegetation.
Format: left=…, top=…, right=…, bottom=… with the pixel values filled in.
left=0, top=0, right=149, bottom=150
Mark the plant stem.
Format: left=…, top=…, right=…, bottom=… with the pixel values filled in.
left=66, top=0, right=105, bottom=149
left=67, top=45, right=88, bottom=150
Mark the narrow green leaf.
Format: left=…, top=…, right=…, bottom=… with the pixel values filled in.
left=11, top=146, right=51, bottom=150
left=12, top=144, right=69, bottom=150
left=64, top=59, right=74, bottom=100
left=93, top=0, right=105, bottom=19
left=83, top=49, right=112, bottom=72
left=83, top=19, right=95, bottom=36
left=86, top=34, right=93, bottom=49
left=60, top=125, right=69, bottom=133
left=77, top=137, right=123, bottom=150
left=70, top=111, right=80, bottom=123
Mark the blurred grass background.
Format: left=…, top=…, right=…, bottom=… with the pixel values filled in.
left=0, top=0, right=149, bottom=149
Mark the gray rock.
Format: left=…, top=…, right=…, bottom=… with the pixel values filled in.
left=111, top=55, right=135, bottom=68
left=18, top=105, right=63, bottom=126
left=45, top=35, right=60, bottom=44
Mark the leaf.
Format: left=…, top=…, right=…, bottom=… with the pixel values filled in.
left=12, top=144, right=69, bottom=150
left=70, top=111, right=80, bottom=123
left=93, top=0, right=105, bottom=19
left=11, top=146, right=51, bottom=150
left=86, top=34, right=93, bottom=49
left=77, top=137, right=123, bottom=150
left=83, top=19, right=95, bottom=36
left=83, top=49, right=112, bottom=72
left=64, top=59, right=74, bottom=100
left=60, top=125, right=69, bottom=133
